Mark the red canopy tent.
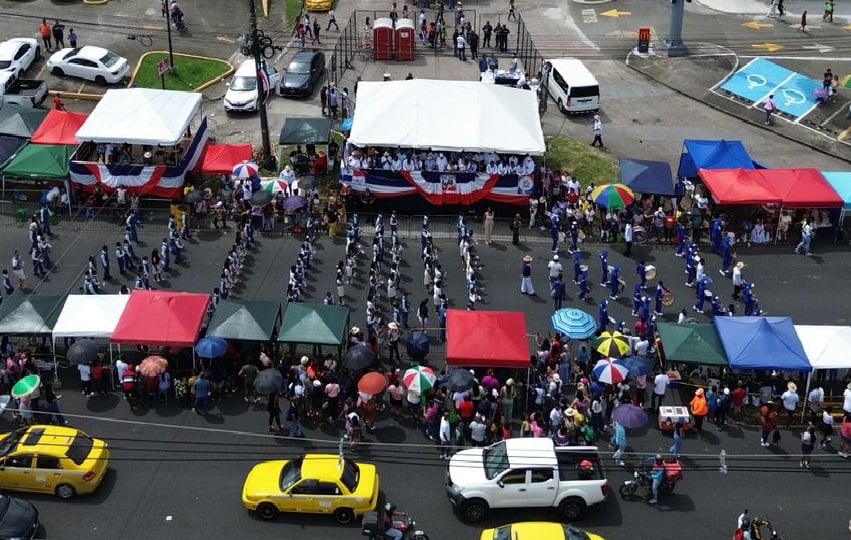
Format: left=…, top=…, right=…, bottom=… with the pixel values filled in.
left=30, top=110, right=88, bottom=145
left=699, top=168, right=843, bottom=207
left=200, top=143, right=253, bottom=174
left=111, top=290, right=210, bottom=347
left=446, top=309, right=530, bottom=368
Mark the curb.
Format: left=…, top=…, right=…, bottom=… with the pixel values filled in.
left=48, top=89, right=103, bottom=102
left=82, top=0, right=109, bottom=4
left=129, top=51, right=234, bottom=92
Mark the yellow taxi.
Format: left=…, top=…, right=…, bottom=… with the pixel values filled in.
left=305, top=0, right=333, bottom=12
left=242, top=453, right=379, bottom=523
left=481, top=522, right=606, bottom=540
left=0, top=425, right=110, bottom=499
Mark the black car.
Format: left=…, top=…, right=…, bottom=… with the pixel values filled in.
left=280, top=50, right=325, bottom=97
left=0, top=494, right=39, bottom=540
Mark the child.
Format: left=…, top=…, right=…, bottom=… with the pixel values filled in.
left=820, top=407, right=835, bottom=448
left=520, top=412, right=531, bottom=437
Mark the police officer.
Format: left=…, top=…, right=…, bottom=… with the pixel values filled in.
left=115, top=242, right=126, bottom=275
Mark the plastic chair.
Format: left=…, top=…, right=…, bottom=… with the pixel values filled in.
left=15, top=208, right=27, bottom=223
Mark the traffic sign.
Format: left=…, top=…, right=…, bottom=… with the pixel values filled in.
left=157, top=59, right=171, bottom=76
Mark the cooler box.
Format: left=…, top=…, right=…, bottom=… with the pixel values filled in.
left=395, top=18, right=416, bottom=61
left=658, top=405, right=691, bottom=433
left=373, top=18, right=395, bottom=61
left=663, top=459, right=683, bottom=481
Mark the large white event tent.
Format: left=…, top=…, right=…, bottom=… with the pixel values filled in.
left=52, top=294, right=131, bottom=340
left=795, top=324, right=851, bottom=416
left=348, top=80, right=546, bottom=155
left=74, top=88, right=202, bottom=146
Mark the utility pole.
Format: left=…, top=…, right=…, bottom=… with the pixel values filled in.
left=248, top=0, right=276, bottom=170
left=161, top=0, right=176, bottom=69
left=665, top=0, right=689, bottom=57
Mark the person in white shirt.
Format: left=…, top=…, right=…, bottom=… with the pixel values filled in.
left=116, top=357, right=129, bottom=383
left=516, top=71, right=527, bottom=88
left=78, top=363, right=94, bottom=397
left=435, top=153, right=448, bottom=172
left=496, top=161, right=508, bottom=175
left=808, top=385, right=824, bottom=424
left=781, top=382, right=800, bottom=428
left=469, top=414, right=487, bottom=446
left=390, top=154, right=402, bottom=171
left=547, top=254, right=562, bottom=284
left=843, top=382, right=851, bottom=416
left=439, top=411, right=452, bottom=459
left=380, top=152, right=392, bottom=169
left=401, top=155, right=414, bottom=171
left=651, top=371, right=670, bottom=412
left=522, top=155, right=535, bottom=173
left=486, top=161, right=498, bottom=175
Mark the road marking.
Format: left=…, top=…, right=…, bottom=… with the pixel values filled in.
left=217, top=36, right=235, bottom=43
left=802, top=43, right=834, bottom=53
left=77, top=82, right=86, bottom=93
left=752, top=43, right=784, bottom=52
left=600, top=8, right=630, bottom=18
left=743, top=21, right=773, bottom=29
left=581, top=9, right=598, bottom=23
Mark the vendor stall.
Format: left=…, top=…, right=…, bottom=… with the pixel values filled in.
left=446, top=310, right=530, bottom=369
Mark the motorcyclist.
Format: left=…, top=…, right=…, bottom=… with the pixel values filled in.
left=169, top=1, right=185, bottom=25
left=381, top=503, right=403, bottom=540
left=735, top=510, right=751, bottom=540
left=648, top=454, right=665, bottom=505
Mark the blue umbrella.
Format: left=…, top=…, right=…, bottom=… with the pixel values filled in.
left=195, top=337, right=229, bottom=358
left=341, top=117, right=354, bottom=131
left=406, top=330, right=430, bottom=360
left=616, top=356, right=653, bottom=378
left=551, top=308, right=598, bottom=339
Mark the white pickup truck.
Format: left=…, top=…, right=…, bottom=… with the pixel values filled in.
left=446, top=438, right=609, bottom=522
left=0, top=71, right=47, bottom=109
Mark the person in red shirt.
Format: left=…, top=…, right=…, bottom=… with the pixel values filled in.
left=39, top=19, right=52, bottom=51
left=732, top=384, right=748, bottom=423
left=53, top=94, right=65, bottom=111
left=458, top=395, right=475, bottom=423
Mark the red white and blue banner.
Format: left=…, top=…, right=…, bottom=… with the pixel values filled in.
left=340, top=167, right=534, bottom=206
left=69, top=117, right=209, bottom=200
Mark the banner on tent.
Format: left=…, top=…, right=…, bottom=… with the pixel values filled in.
left=69, top=117, right=209, bottom=199
left=340, top=167, right=532, bottom=206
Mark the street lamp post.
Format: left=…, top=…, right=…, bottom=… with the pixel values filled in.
left=161, top=0, right=176, bottom=69
left=665, top=0, right=689, bottom=57
left=248, top=0, right=275, bottom=170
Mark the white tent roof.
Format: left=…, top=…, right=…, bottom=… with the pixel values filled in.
left=348, top=80, right=546, bottom=155
left=52, top=294, right=131, bottom=339
left=795, top=325, right=851, bottom=370
left=75, top=88, right=202, bottom=146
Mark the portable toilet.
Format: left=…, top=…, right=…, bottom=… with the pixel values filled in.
left=373, top=18, right=395, bottom=61
left=395, top=18, right=416, bottom=61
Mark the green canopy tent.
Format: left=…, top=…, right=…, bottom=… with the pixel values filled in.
left=0, top=294, right=67, bottom=373
left=206, top=300, right=282, bottom=342
left=0, top=107, right=49, bottom=139
left=2, top=144, right=74, bottom=208
left=657, top=322, right=729, bottom=367
left=278, top=303, right=350, bottom=358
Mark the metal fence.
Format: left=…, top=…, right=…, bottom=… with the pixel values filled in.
left=327, top=11, right=361, bottom=86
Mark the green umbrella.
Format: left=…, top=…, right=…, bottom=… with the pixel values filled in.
left=11, top=374, right=41, bottom=399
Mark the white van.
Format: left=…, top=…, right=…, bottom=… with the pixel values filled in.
left=542, top=58, right=600, bottom=114
left=224, top=59, right=280, bottom=113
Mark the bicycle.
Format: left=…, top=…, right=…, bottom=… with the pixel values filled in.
left=127, top=33, right=153, bottom=47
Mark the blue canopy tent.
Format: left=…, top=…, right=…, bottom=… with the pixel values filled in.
left=714, top=316, right=811, bottom=372
left=619, top=158, right=675, bottom=196
left=677, top=139, right=764, bottom=179
left=822, top=172, right=851, bottom=225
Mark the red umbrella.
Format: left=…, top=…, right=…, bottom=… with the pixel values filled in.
left=357, top=372, right=388, bottom=396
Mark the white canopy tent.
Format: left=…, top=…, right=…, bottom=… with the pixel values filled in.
left=75, top=88, right=202, bottom=145
left=795, top=325, right=851, bottom=418
left=52, top=294, right=131, bottom=339
left=348, top=80, right=546, bottom=155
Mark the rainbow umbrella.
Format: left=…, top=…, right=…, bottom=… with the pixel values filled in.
left=593, top=358, right=629, bottom=385
left=591, top=183, right=635, bottom=209
left=595, top=330, right=631, bottom=358
left=403, top=365, right=436, bottom=395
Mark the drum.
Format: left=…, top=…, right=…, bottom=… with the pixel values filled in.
left=645, top=265, right=657, bottom=281
left=633, top=226, right=648, bottom=245
left=662, top=291, right=675, bottom=306
left=579, top=265, right=589, bottom=273
left=704, top=290, right=713, bottom=299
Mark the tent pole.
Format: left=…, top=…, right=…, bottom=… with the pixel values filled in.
left=193, top=349, right=197, bottom=370
left=801, top=370, right=813, bottom=422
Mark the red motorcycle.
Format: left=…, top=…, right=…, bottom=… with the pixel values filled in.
left=362, top=503, right=429, bottom=540
left=619, top=456, right=683, bottom=501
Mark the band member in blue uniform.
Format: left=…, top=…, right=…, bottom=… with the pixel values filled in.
left=609, top=265, right=621, bottom=300
left=599, top=250, right=609, bottom=286
left=675, top=221, right=688, bottom=257
left=654, top=281, right=669, bottom=316
left=631, top=284, right=642, bottom=317
left=636, top=260, right=648, bottom=289
left=693, top=275, right=712, bottom=313
left=577, top=271, right=590, bottom=301
left=573, top=252, right=582, bottom=284
left=710, top=216, right=724, bottom=254
left=719, top=234, right=734, bottom=275
left=599, top=299, right=610, bottom=331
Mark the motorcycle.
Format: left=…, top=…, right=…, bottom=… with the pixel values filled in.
left=361, top=503, right=429, bottom=540
left=619, top=456, right=683, bottom=501
left=734, top=511, right=783, bottom=540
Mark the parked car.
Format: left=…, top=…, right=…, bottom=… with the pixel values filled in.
left=480, top=522, right=605, bottom=540
left=0, top=425, right=111, bottom=499
left=46, top=46, right=129, bottom=85
left=0, top=494, right=39, bottom=540
left=446, top=438, right=609, bottom=522
left=0, top=72, right=47, bottom=109
left=242, top=454, right=379, bottom=523
left=280, top=50, right=325, bottom=97
left=224, top=59, right=281, bottom=113
left=0, top=38, right=40, bottom=78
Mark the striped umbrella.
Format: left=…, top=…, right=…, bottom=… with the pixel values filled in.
left=403, top=365, right=437, bottom=395
left=232, top=160, right=259, bottom=179
left=551, top=308, right=598, bottom=339
left=591, top=183, right=635, bottom=209
left=595, top=330, right=631, bottom=358
left=592, top=358, right=629, bottom=385
left=261, top=179, right=289, bottom=194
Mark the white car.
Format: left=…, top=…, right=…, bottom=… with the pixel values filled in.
left=224, top=59, right=281, bottom=112
left=0, top=38, right=40, bottom=77
left=47, top=46, right=129, bottom=85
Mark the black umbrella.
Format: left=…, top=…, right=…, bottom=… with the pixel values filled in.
left=184, top=190, right=203, bottom=203
left=253, top=368, right=284, bottom=395
left=448, top=368, right=476, bottom=392
left=250, top=190, right=273, bottom=206
left=406, top=330, right=430, bottom=361
left=297, top=175, right=317, bottom=190
left=66, top=339, right=99, bottom=365
left=342, top=343, right=374, bottom=370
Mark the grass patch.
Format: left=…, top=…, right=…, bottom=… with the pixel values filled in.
left=285, top=0, right=304, bottom=27
left=544, top=135, right=619, bottom=184
left=133, top=53, right=231, bottom=92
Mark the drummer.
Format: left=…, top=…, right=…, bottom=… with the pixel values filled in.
left=636, top=260, right=648, bottom=289
left=599, top=250, right=610, bottom=286
left=654, top=281, right=670, bottom=316
left=631, top=284, right=643, bottom=317
left=572, top=252, right=582, bottom=285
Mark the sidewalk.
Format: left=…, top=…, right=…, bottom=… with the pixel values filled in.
left=697, top=0, right=851, bottom=20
